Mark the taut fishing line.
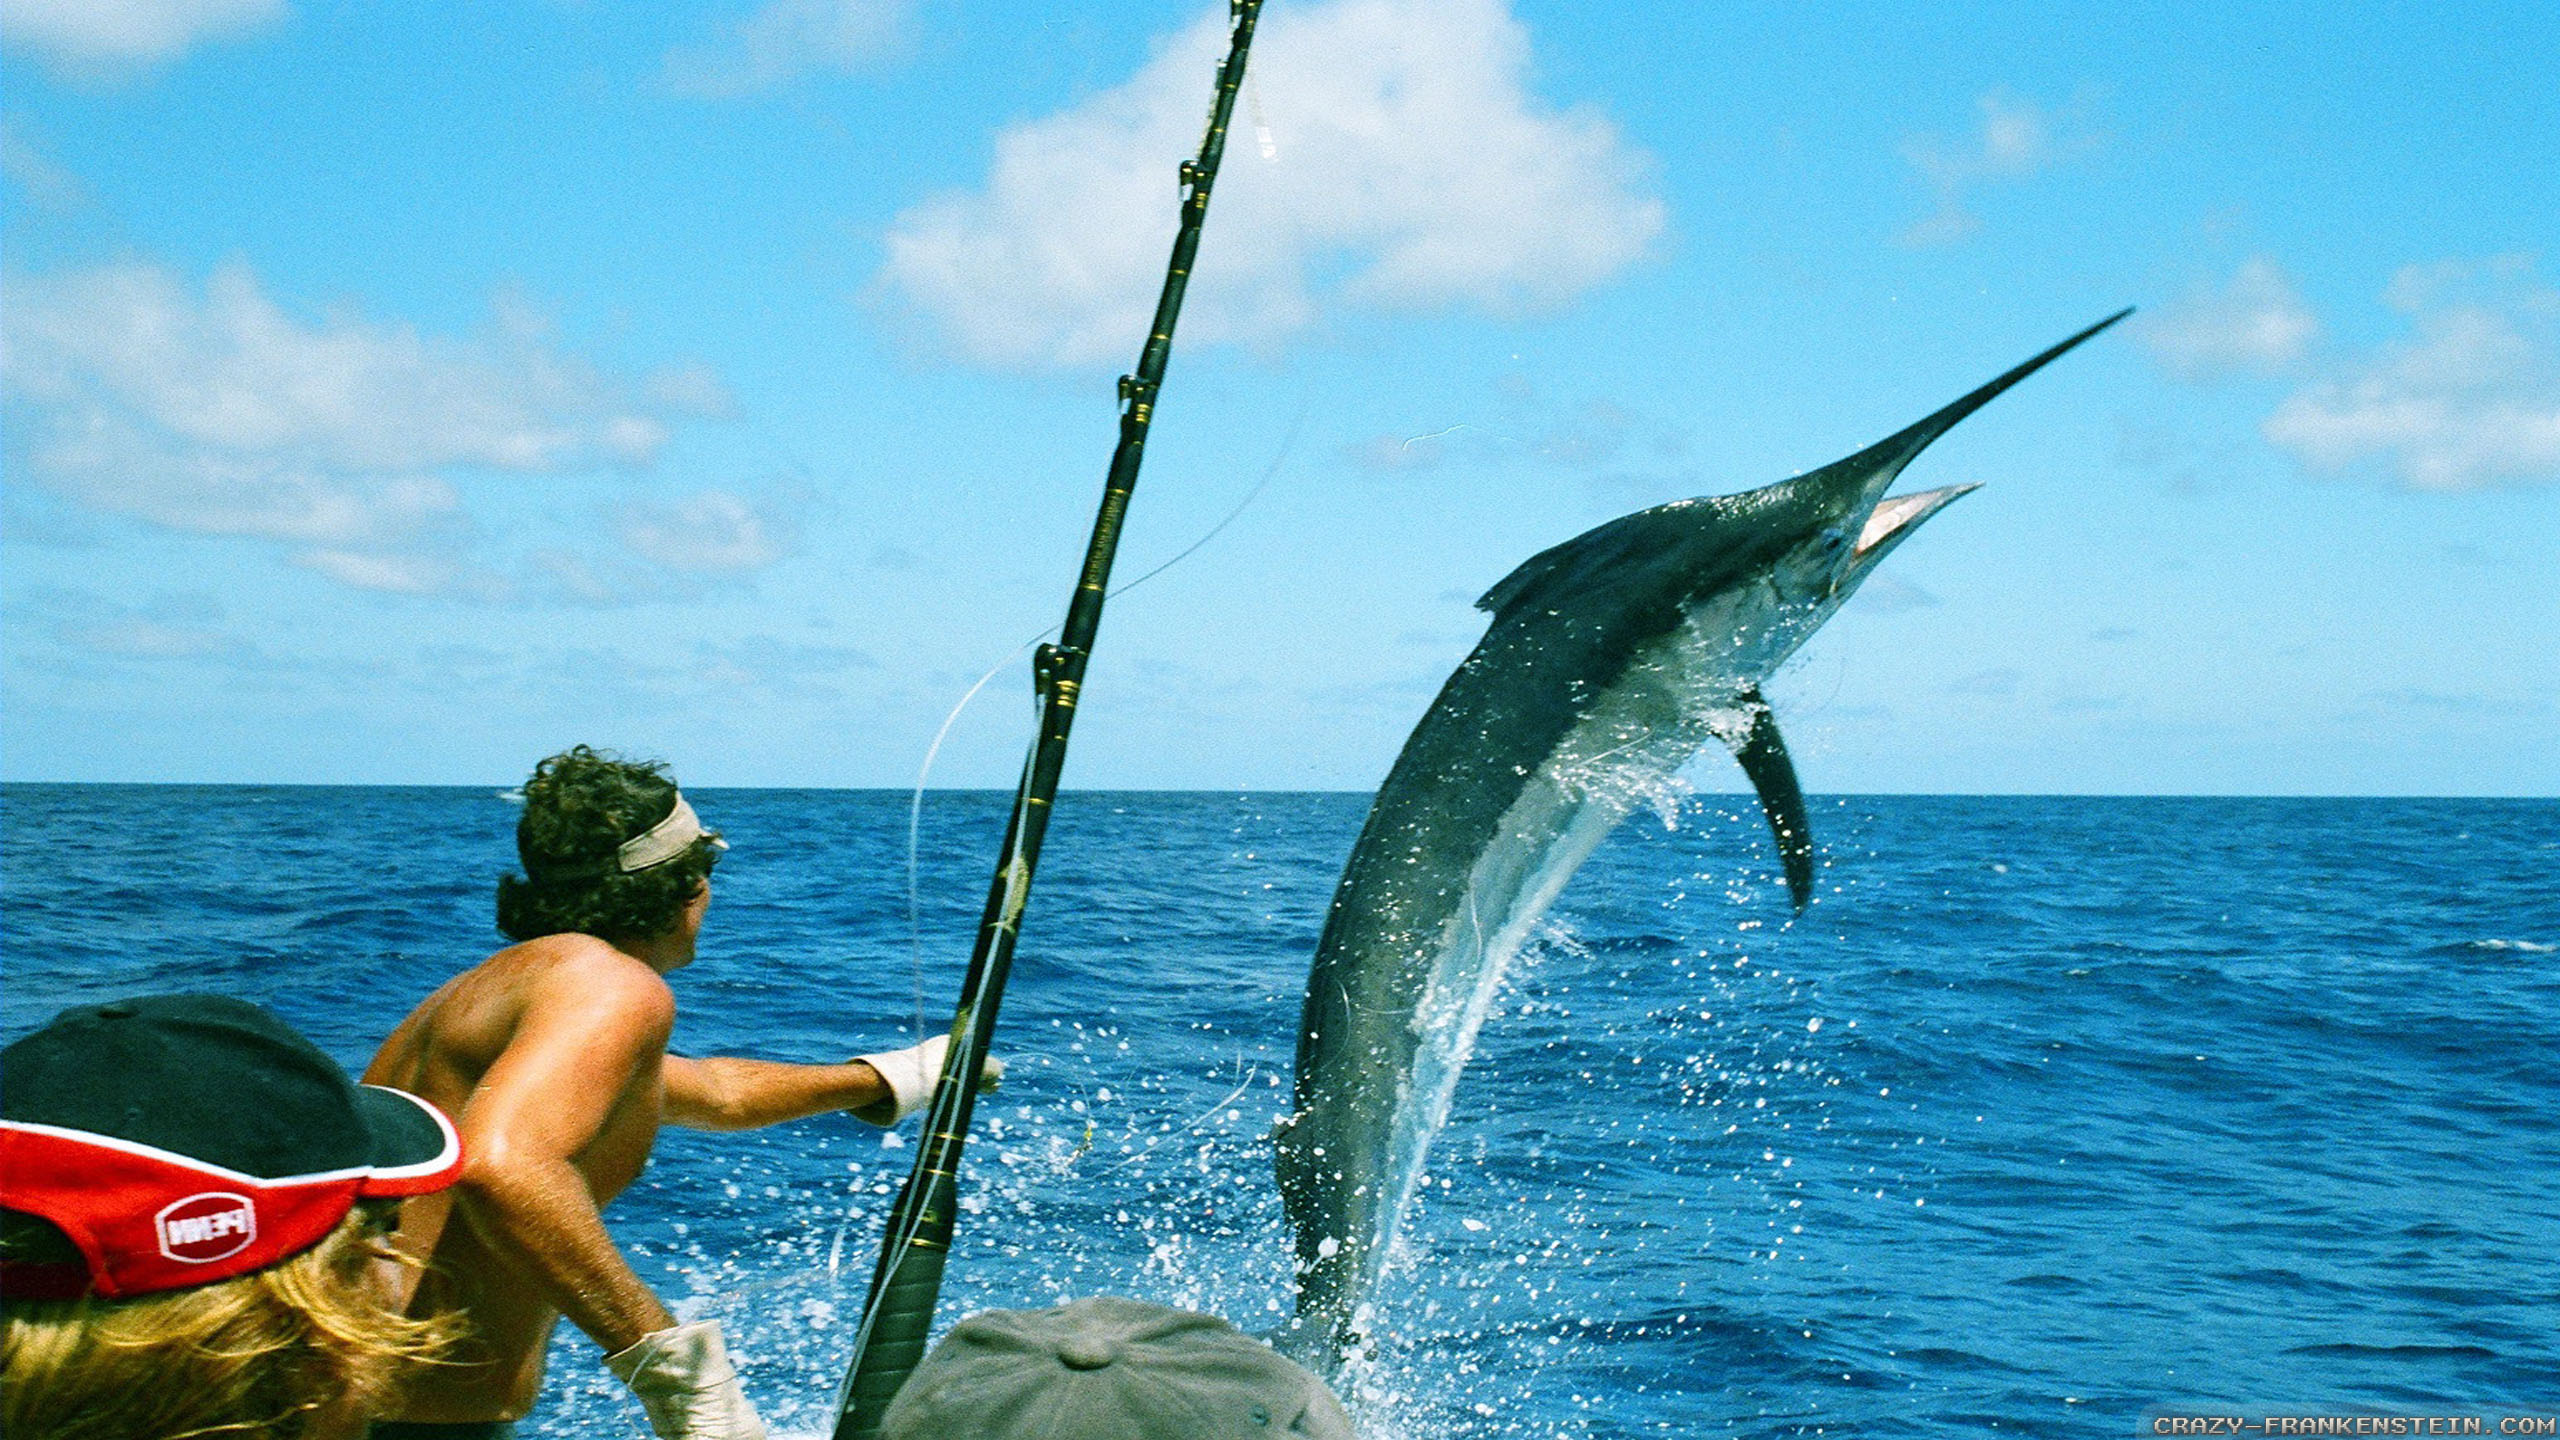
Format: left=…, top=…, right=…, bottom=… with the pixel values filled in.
left=1095, top=1065, right=1262, bottom=1175
left=1248, top=69, right=1278, bottom=162
left=900, top=397, right=1310, bottom=1039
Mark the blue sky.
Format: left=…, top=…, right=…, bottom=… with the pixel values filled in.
left=4, top=0, right=2554, bottom=794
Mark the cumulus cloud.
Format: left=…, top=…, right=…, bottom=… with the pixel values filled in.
left=2142, top=257, right=2320, bottom=380
left=13, top=587, right=244, bottom=660
left=1340, top=383, right=1688, bottom=513
left=872, top=0, right=1663, bottom=368
left=1898, top=92, right=2085, bottom=248
left=16, top=412, right=469, bottom=550
left=6, top=265, right=680, bottom=471
left=1, top=117, right=90, bottom=210
left=617, top=489, right=797, bottom=573
left=2, top=261, right=725, bottom=588
left=2263, top=256, right=2560, bottom=491
left=402, top=635, right=879, bottom=714
left=509, top=490, right=802, bottom=606
left=292, top=548, right=481, bottom=596
left=1, top=0, right=282, bottom=77
left=662, top=0, right=910, bottom=98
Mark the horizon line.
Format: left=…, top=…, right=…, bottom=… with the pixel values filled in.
left=2, top=780, right=2553, bottom=802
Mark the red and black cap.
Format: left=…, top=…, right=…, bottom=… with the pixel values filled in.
left=0, top=994, right=463, bottom=1301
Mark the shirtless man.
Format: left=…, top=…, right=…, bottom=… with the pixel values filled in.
left=364, top=747, right=992, bottom=1440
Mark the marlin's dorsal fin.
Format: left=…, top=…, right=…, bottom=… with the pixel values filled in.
left=1726, top=685, right=1815, bottom=909
left=1472, top=501, right=1711, bottom=619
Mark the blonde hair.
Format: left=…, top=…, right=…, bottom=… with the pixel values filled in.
left=2, top=1205, right=453, bottom=1440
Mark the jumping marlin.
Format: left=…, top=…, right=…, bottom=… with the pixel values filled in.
left=1274, top=312, right=2128, bottom=1369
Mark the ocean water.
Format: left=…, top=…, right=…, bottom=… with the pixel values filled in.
left=3, top=785, right=2555, bottom=1436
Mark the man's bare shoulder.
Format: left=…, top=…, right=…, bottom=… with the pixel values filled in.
left=382, top=936, right=671, bottom=1063
left=506, top=934, right=677, bottom=1022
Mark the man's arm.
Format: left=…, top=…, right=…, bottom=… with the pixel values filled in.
left=449, top=953, right=679, bottom=1353
left=663, top=1038, right=1003, bottom=1131
left=659, top=1055, right=892, bottom=1132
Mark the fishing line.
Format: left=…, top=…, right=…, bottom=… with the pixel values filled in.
left=1401, top=422, right=1475, bottom=450
left=872, top=401, right=1311, bottom=1298
left=874, top=382, right=1308, bottom=1333
left=900, top=397, right=1311, bottom=1035
left=1103, top=395, right=1308, bottom=600
left=1247, top=70, right=1278, bottom=162
left=684, top=1195, right=868, bottom=1310
left=904, top=645, right=1040, bottom=1037
left=1094, top=1066, right=1261, bottom=1174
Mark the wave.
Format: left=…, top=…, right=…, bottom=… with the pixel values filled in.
left=2282, top=1342, right=2500, bottom=1360
left=2427, top=938, right=2555, bottom=955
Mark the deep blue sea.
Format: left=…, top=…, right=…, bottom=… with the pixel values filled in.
left=4, top=786, right=2556, bottom=1437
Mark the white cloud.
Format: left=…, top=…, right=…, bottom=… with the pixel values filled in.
left=291, top=548, right=471, bottom=596
left=617, top=489, right=796, bottom=573
left=7, top=264, right=675, bottom=471
left=395, top=635, right=880, bottom=716
left=2263, top=256, right=2560, bottom=491
left=2142, top=258, right=2320, bottom=380
left=1898, top=92, right=2084, bottom=248
left=61, top=616, right=231, bottom=656
left=527, top=550, right=627, bottom=607
left=1, top=117, right=90, bottom=210
left=14, top=587, right=244, bottom=659
left=508, top=490, right=801, bottom=607
left=663, top=0, right=909, bottom=99
left=1341, top=385, right=1685, bottom=493
left=872, top=0, right=1663, bottom=368
left=644, top=361, right=739, bottom=418
left=19, top=417, right=468, bottom=547
left=1, top=0, right=282, bottom=76
left=3, top=260, right=721, bottom=587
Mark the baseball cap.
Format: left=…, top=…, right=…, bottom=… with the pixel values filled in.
left=0, top=993, right=463, bottom=1301
left=879, top=1296, right=1354, bottom=1440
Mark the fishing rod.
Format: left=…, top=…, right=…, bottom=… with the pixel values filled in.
left=830, top=3, right=1265, bottom=1433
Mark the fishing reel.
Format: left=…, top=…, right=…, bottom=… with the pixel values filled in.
left=1033, top=643, right=1084, bottom=705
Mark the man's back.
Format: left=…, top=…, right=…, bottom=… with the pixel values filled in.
left=366, top=935, right=676, bottom=1423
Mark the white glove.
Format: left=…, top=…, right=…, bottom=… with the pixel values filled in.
left=851, top=1034, right=1004, bottom=1125
left=604, top=1320, right=767, bottom=1440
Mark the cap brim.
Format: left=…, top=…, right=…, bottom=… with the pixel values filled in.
left=352, top=1086, right=464, bottom=1197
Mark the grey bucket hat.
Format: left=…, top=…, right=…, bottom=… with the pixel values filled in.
left=879, top=1296, right=1354, bottom=1440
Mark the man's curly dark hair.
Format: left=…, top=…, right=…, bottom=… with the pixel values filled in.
left=494, top=746, right=720, bottom=943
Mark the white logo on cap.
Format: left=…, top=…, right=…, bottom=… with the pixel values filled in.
left=156, top=1192, right=257, bottom=1264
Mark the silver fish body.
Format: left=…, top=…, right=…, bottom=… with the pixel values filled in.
left=1276, top=313, right=2128, bottom=1368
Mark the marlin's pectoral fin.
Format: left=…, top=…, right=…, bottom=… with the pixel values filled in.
left=1726, top=686, right=1815, bottom=909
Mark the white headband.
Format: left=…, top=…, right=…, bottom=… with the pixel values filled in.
left=616, top=793, right=725, bottom=873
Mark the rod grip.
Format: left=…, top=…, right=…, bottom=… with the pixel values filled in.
left=832, top=1238, right=953, bottom=1440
